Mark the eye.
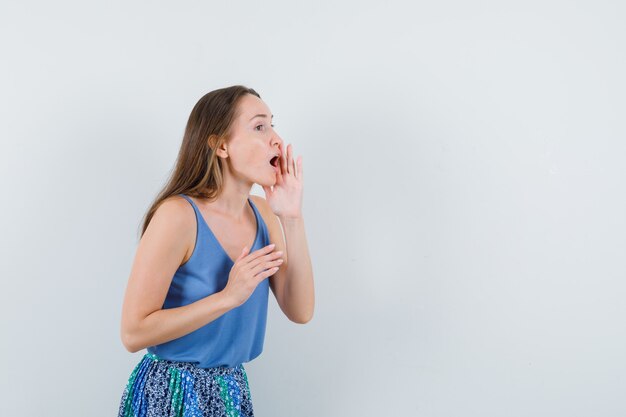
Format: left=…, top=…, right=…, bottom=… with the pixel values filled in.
left=255, top=123, right=275, bottom=131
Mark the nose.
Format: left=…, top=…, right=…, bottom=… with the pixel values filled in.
left=271, top=131, right=283, bottom=150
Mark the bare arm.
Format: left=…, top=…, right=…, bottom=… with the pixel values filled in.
left=252, top=195, right=315, bottom=324
left=124, top=292, right=235, bottom=353
left=120, top=197, right=237, bottom=353
left=274, top=215, right=315, bottom=323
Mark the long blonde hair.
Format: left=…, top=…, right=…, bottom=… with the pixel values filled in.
left=139, top=85, right=261, bottom=238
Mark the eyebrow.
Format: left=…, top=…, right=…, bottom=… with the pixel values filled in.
left=249, top=113, right=274, bottom=121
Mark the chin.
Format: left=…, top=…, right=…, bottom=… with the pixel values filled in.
left=255, top=175, right=276, bottom=188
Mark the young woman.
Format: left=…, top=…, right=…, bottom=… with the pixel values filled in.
left=117, top=85, right=315, bottom=417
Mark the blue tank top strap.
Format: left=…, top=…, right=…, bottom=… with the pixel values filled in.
left=178, top=193, right=198, bottom=211
left=246, top=197, right=268, bottom=246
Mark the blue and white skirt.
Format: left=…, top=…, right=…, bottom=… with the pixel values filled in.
left=117, top=352, right=255, bottom=417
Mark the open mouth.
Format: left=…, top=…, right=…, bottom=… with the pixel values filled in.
left=269, top=155, right=280, bottom=168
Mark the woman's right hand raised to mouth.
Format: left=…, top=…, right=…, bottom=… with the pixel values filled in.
left=221, top=243, right=284, bottom=308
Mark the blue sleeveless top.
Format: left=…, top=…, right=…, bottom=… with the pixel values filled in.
left=147, top=194, right=270, bottom=368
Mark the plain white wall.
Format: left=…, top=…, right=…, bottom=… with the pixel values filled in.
left=1, top=1, right=624, bottom=416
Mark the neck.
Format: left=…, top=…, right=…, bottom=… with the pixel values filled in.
left=200, top=173, right=253, bottom=221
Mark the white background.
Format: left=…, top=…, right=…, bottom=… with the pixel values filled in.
left=1, top=1, right=625, bottom=416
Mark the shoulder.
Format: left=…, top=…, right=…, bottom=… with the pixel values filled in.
left=249, top=195, right=281, bottom=231
left=249, top=194, right=273, bottom=223
left=155, top=194, right=194, bottom=217
left=249, top=194, right=267, bottom=210
left=249, top=194, right=284, bottom=242
left=143, top=195, right=197, bottom=264
left=149, top=195, right=196, bottom=232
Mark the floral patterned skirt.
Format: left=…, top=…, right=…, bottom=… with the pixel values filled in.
left=117, top=352, right=254, bottom=417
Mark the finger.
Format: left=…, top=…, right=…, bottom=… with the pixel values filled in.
left=232, top=246, right=250, bottom=270
left=275, top=145, right=284, bottom=182
left=237, top=245, right=249, bottom=261
left=255, top=266, right=280, bottom=283
left=287, top=144, right=293, bottom=175
left=248, top=250, right=283, bottom=269
left=275, top=167, right=283, bottom=186
left=243, top=243, right=276, bottom=265
left=250, top=257, right=283, bottom=276
left=281, top=144, right=287, bottom=174
left=297, top=155, right=302, bottom=180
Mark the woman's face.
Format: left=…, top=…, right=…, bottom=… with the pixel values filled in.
left=222, top=94, right=284, bottom=187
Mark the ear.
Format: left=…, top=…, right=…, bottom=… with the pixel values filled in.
left=208, top=134, right=228, bottom=159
